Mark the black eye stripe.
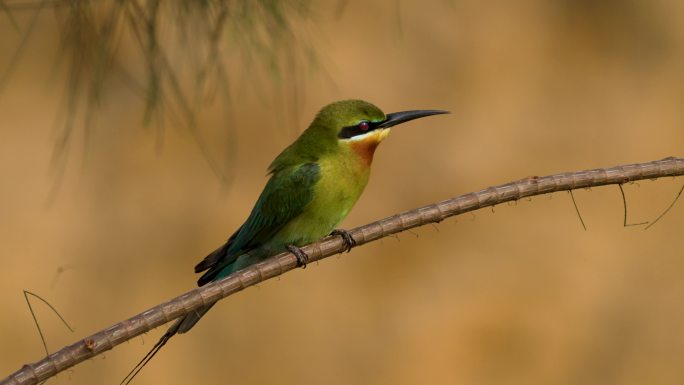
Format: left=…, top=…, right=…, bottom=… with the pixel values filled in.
left=338, top=121, right=381, bottom=139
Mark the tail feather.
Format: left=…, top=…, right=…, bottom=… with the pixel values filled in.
left=120, top=323, right=179, bottom=385
left=120, top=303, right=216, bottom=384
left=122, top=232, right=234, bottom=384
left=194, top=243, right=227, bottom=273
left=195, top=241, right=235, bottom=286
left=176, top=302, right=217, bottom=334
left=196, top=225, right=243, bottom=274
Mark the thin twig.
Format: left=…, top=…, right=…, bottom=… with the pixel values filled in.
left=645, top=182, right=684, bottom=230
left=618, top=184, right=649, bottom=227
left=23, top=291, right=74, bottom=356
left=2, top=157, right=683, bottom=385
left=2, top=0, right=65, bottom=11
left=0, top=0, right=20, bottom=30
left=0, top=0, right=47, bottom=92
left=568, top=190, right=587, bottom=230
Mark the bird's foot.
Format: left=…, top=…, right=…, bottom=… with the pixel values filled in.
left=287, top=244, right=310, bottom=268
left=331, top=229, right=356, bottom=253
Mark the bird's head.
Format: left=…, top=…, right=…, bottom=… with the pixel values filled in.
left=270, top=100, right=448, bottom=172
left=309, top=99, right=448, bottom=164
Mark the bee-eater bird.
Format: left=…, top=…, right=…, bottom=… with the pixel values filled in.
left=122, top=99, right=448, bottom=384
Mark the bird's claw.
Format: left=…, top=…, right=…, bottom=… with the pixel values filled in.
left=287, top=244, right=309, bottom=268
left=331, top=229, right=356, bottom=253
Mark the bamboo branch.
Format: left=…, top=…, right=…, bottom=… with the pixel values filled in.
left=2, top=157, right=683, bottom=385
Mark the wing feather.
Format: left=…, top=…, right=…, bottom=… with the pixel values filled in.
left=195, top=163, right=320, bottom=286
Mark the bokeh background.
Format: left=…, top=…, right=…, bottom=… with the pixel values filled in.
left=1, top=1, right=684, bottom=384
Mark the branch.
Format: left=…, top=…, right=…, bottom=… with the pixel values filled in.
left=3, top=157, right=683, bottom=385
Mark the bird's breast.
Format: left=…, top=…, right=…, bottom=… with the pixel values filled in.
left=274, top=155, right=371, bottom=245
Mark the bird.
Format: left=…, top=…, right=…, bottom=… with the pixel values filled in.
left=121, top=99, right=448, bottom=384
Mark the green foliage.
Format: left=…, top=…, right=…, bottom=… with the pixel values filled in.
left=1, top=0, right=317, bottom=183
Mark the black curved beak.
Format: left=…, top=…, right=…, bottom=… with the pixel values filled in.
left=376, top=109, right=449, bottom=129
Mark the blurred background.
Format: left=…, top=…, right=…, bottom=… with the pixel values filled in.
left=1, top=1, right=684, bottom=384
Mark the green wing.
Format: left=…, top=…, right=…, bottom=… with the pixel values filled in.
left=196, top=162, right=320, bottom=285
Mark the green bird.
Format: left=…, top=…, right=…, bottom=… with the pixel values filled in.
left=122, top=99, right=447, bottom=384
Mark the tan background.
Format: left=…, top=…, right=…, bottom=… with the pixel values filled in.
left=1, top=1, right=684, bottom=384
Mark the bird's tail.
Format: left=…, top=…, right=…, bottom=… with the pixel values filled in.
left=175, top=302, right=217, bottom=334
left=120, top=302, right=216, bottom=385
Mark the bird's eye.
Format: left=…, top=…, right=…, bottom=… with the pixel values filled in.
left=358, top=121, right=370, bottom=131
